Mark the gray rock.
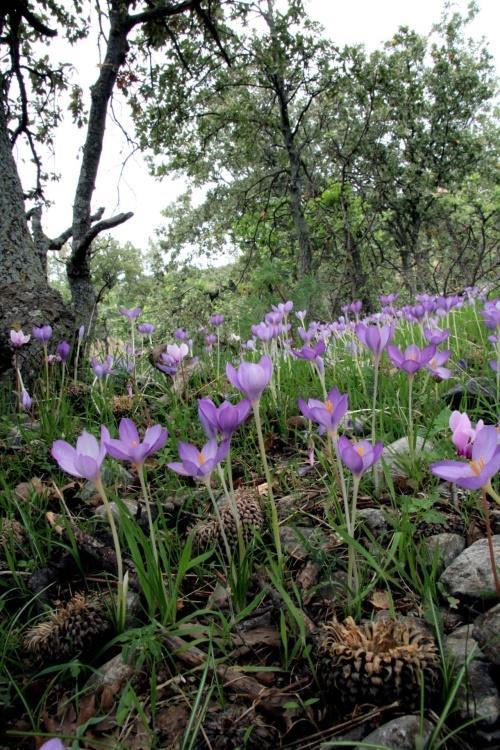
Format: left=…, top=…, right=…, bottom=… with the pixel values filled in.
left=473, top=604, right=500, bottom=666
left=356, top=715, right=433, bottom=750
left=357, top=508, right=389, bottom=538
left=440, top=535, right=500, bottom=600
left=425, top=533, right=466, bottom=571
left=94, top=498, right=138, bottom=523
left=444, top=624, right=500, bottom=725
left=377, top=436, right=433, bottom=481
left=85, top=653, right=135, bottom=691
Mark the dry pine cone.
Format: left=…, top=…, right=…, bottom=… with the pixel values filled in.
left=316, top=616, right=440, bottom=710
left=24, top=593, right=113, bottom=665
left=194, top=490, right=264, bottom=550
left=111, top=394, right=135, bottom=419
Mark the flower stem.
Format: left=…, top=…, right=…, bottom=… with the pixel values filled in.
left=407, top=374, right=415, bottom=465
left=206, top=480, right=233, bottom=566
left=485, top=482, right=500, bottom=507
left=252, top=402, right=282, bottom=565
left=217, top=462, right=245, bottom=562
left=371, top=356, right=380, bottom=495
left=94, top=476, right=126, bottom=631
left=137, top=463, right=159, bottom=566
left=481, top=489, right=500, bottom=599
left=331, top=433, right=350, bottom=534
left=347, top=475, right=361, bottom=601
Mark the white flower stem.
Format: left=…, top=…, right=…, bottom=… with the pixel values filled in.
left=94, top=476, right=126, bottom=631
left=137, top=463, right=159, bottom=566
left=252, top=401, right=282, bottom=565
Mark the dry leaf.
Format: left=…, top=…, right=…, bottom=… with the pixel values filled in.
left=370, top=590, right=391, bottom=610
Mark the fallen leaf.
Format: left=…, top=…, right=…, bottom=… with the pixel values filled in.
left=370, top=590, right=391, bottom=610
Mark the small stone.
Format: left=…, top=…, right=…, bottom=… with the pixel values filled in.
left=94, top=499, right=138, bottom=523
left=440, top=535, right=500, bottom=601
left=357, top=508, right=388, bottom=538
left=376, top=436, right=433, bottom=482
left=85, top=653, right=135, bottom=691
left=473, top=604, right=500, bottom=666
left=444, top=624, right=500, bottom=725
left=356, top=715, right=433, bottom=750
left=425, top=533, right=465, bottom=571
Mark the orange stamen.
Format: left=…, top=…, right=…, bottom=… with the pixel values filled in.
left=469, top=457, right=485, bottom=476
left=198, top=451, right=206, bottom=465
left=325, top=400, right=333, bottom=413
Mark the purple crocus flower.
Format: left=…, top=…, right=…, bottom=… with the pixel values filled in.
left=482, top=300, right=500, bottom=329
left=449, top=411, right=484, bottom=458
left=166, top=343, right=189, bottom=363
left=210, top=314, right=225, bottom=327
left=298, top=387, right=348, bottom=435
left=10, top=329, right=30, bottom=347
left=296, top=310, right=307, bottom=322
left=91, top=354, right=114, bottom=378
left=426, top=350, right=452, bottom=380
left=156, top=353, right=177, bottom=376
left=32, top=325, right=52, bottom=343
left=337, top=435, right=384, bottom=476
left=198, top=398, right=251, bottom=440
left=291, top=341, right=326, bottom=361
left=205, top=334, right=217, bottom=346
left=423, top=327, right=450, bottom=345
left=78, top=324, right=85, bottom=340
left=175, top=328, right=188, bottom=340
left=39, top=740, right=65, bottom=750
left=387, top=343, right=436, bottom=375
left=138, top=323, right=155, bottom=335
left=226, top=355, right=273, bottom=404
left=20, top=390, right=32, bottom=411
left=379, top=293, right=398, bottom=305
left=119, top=306, right=142, bottom=320
left=252, top=322, right=275, bottom=342
left=431, top=425, right=500, bottom=490
left=168, top=439, right=230, bottom=481
left=102, top=418, right=168, bottom=466
left=355, top=323, right=394, bottom=359
left=52, top=431, right=107, bottom=481
left=56, top=341, right=71, bottom=362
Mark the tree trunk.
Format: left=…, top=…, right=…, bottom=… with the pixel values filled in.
left=67, top=9, right=130, bottom=326
left=0, top=89, right=73, bottom=383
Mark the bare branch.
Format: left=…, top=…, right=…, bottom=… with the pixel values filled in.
left=82, top=210, right=134, bottom=247
left=49, top=207, right=106, bottom=250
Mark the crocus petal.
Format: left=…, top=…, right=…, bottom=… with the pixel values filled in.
left=471, top=425, right=498, bottom=464
left=103, top=438, right=134, bottom=461
left=74, top=454, right=100, bottom=481
left=76, top=432, right=100, bottom=461
left=51, top=441, right=79, bottom=477
left=178, top=442, right=201, bottom=464
left=167, top=462, right=191, bottom=476
left=118, top=418, right=140, bottom=446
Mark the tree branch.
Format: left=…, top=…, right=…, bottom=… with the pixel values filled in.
left=126, top=0, right=196, bottom=29
left=82, top=210, right=134, bottom=247
left=49, top=207, right=106, bottom=250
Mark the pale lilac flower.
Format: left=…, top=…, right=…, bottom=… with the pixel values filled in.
left=102, top=419, right=168, bottom=466
left=166, top=343, right=189, bottom=363
left=226, top=355, right=273, bottom=404
left=138, top=323, right=155, bottom=335
left=198, top=398, right=251, bottom=440
left=10, top=329, right=30, bottom=347
left=482, top=300, right=500, bottom=329
left=431, top=425, right=500, bottom=490
left=20, top=390, right=32, bottom=411
left=52, top=431, right=106, bottom=481
left=387, top=343, right=436, bottom=375
left=57, top=341, right=71, bottom=362
left=168, top=439, right=230, bottom=480
left=91, top=355, right=114, bottom=378
left=32, top=325, right=52, bottom=343
left=450, top=411, right=485, bottom=458
left=338, top=435, right=384, bottom=476
left=426, top=350, right=452, bottom=380
left=423, top=327, right=450, bottom=345
left=298, top=387, right=348, bottom=435
left=119, top=306, right=142, bottom=320
left=210, top=314, right=225, bottom=327
left=39, top=740, right=65, bottom=750
left=175, top=328, right=188, bottom=340
left=379, top=293, right=398, bottom=305
left=355, top=323, right=394, bottom=359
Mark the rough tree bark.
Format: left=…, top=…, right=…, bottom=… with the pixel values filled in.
left=0, top=0, right=229, bottom=382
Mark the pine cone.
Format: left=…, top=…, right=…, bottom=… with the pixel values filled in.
left=192, top=705, right=278, bottom=750
left=66, top=382, right=89, bottom=409
left=0, top=518, right=25, bottom=548
left=316, top=616, right=440, bottom=710
left=111, top=394, right=135, bottom=419
left=24, top=593, right=113, bottom=665
left=194, top=490, right=264, bottom=551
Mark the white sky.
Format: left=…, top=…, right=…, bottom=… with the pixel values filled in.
left=15, top=0, right=500, bottom=255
